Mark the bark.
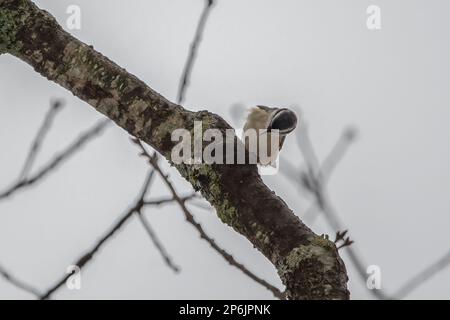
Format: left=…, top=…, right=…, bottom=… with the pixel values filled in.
left=0, top=0, right=349, bottom=299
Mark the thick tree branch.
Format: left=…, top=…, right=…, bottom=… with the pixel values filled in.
left=0, top=0, right=349, bottom=299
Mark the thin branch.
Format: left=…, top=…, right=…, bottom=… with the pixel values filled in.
left=283, top=121, right=450, bottom=299
left=177, top=0, right=215, bottom=104
left=144, top=193, right=198, bottom=206
left=319, top=127, right=358, bottom=184
left=299, top=125, right=389, bottom=299
left=393, top=249, right=450, bottom=299
left=0, top=120, right=109, bottom=201
left=334, top=230, right=354, bottom=250
left=133, top=139, right=285, bottom=300
left=281, top=120, right=390, bottom=299
left=18, top=99, right=64, bottom=181
left=295, top=120, right=322, bottom=176
left=295, top=126, right=450, bottom=298
left=137, top=212, right=180, bottom=273
left=40, top=169, right=156, bottom=300
left=0, top=263, right=42, bottom=297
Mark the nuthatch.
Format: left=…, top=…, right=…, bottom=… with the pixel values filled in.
left=243, top=105, right=298, bottom=166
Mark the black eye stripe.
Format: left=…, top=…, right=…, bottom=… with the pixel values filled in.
left=271, top=113, right=295, bottom=128
left=269, top=110, right=298, bottom=133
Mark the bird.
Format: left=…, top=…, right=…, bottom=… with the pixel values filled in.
left=242, top=105, right=298, bottom=166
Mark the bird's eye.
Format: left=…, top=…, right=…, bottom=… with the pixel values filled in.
left=270, top=110, right=297, bottom=132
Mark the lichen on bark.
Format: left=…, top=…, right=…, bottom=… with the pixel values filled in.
left=0, top=0, right=28, bottom=54
left=278, top=234, right=349, bottom=299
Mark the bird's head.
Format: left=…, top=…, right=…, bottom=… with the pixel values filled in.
left=267, top=108, right=298, bottom=135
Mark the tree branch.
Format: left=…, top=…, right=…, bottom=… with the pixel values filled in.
left=1, top=0, right=349, bottom=299
left=17, top=99, right=64, bottom=181
left=0, top=120, right=109, bottom=200
left=134, top=139, right=285, bottom=299
left=137, top=212, right=180, bottom=273
left=0, top=262, right=41, bottom=297
left=177, top=0, right=215, bottom=104
left=144, top=193, right=198, bottom=206
left=393, top=249, right=450, bottom=299
left=281, top=119, right=388, bottom=299
left=40, top=169, right=156, bottom=299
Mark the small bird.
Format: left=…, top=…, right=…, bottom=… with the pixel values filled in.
left=243, top=105, right=298, bottom=166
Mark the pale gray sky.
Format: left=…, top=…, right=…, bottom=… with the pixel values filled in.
left=0, top=0, right=449, bottom=299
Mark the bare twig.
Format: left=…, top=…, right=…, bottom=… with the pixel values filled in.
left=18, top=99, right=64, bottom=181
left=334, top=230, right=354, bottom=250
left=299, top=124, right=389, bottom=299
left=287, top=120, right=450, bottom=299
left=334, top=230, right=348, bottom=244
left=393, top=249, right=450, bottom=299
left=319, top=127, right=358, bottom=184
left=137, top=212, right=180, bottom=273
left=278, top=125, right=357, bottom=221
left=144, top=193, right=198, bottom=206
left=280, top=119, right=390, bottom=299
left=0, top=263, right=42, bottom=297
left=40, top=169, right=156, bottom=300
left=336, top=240, right=354, bottom=251
left=133, top=139, right=285, bottom=300
left=0, top=120, right=109, bottom=201
left=177, top=0, right=215, bottom=104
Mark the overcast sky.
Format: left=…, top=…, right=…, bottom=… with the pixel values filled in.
left=1, top=0, right=449, bottom=299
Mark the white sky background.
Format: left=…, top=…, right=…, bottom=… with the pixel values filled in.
left=0, top=0, right=449, bottom=299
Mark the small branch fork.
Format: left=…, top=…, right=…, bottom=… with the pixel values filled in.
left=280, top=115, right=450, bottom=299
left=0, top=100, right=109, bottom=201
left=133, top=139, right=285, bottom=300
left=39, top=165, right=180, bottom=299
